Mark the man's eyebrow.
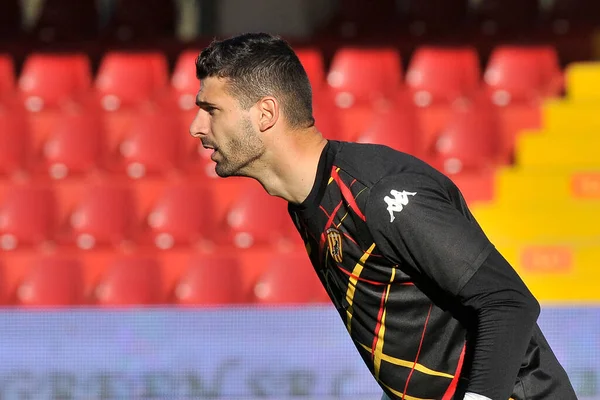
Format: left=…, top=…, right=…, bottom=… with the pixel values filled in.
left=195, top=99, right=218, bottom=108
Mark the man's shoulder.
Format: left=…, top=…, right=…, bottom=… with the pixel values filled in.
left=330, top=141, right=439, bottom=187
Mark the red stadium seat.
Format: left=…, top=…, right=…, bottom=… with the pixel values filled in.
left=173, top=254, right=245, bottom=305
left=0, top=55, right=15, bottom=96
left=403, top=0, right=469, bottom=36
left=143, top=182, right=216, bottom=250
left=327, top=48, right=403, bottom=108
left=406, top=47, right=480, bottom=106
left=295, top=48, right=326, bottom=90
left=0, top=0, right=21, bottom=39
left=433, top=98, right=500, bottom=174
left=115, top=109, right=181, bottom=178
left=18, top=54, right=92, bottom=111
left=0, top=106, right=30, bottom=176
left=312, top=90, right=346, bottom=141
left=0, top=184, right=57, bottom=250
left=172, top=50, right=201, bottom=111
left=451, top=169, right=496, bottom=205
left=355, top=96, right=419, bottom=155
left=496, top=104, right=542, bottom=164
left=471, top=0, right=540, bottom=35
left=484, top=46, right=563, bottom=106
left=0, top=260, right=6, bottom=304
left=93, top=256, right=163, bottom=306
left=107, top=0, right=176, bottom=41
left=220, top=183, right=295, bottom=250
left=16, top=256, right=84, bottom=306
left=33, top=0, right=98, bottom=42
left=38, top=108, right=104, bottom=179
left=252, top=251, right=326, bottom=304
left=66, top=183, right=135, bottom=249
left=95, top=52, right=169, bottom=111
left=179, top=135, right=221, bottom=179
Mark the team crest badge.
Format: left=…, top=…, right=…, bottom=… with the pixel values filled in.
left=326, top=228, right=343, bottom=263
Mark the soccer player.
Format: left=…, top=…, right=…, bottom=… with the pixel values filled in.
left=189, top=33, right=578, bottom=400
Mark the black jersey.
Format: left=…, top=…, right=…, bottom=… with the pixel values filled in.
left=288, top=140, right=577, bottom=400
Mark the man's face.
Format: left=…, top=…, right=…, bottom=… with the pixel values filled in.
left=189, top=77, right=265, bottom=177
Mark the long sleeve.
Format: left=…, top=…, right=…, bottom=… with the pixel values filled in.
left=458, top=250, right=540, bottom=399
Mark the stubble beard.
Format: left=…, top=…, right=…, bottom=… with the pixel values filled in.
left=214, top=118, right=265, bottom=178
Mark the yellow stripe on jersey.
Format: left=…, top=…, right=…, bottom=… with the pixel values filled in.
left=358, top=342, right=455, bottom=379
left=373, top=268, right=395, bottom=380
left=345, top=242, right=376, bottom=333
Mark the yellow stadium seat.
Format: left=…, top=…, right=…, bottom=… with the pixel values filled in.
left=472, top=204, right=600, bottom=243
left=542, top=99, right=600, bottom=134
left=494, top=168, right=600, bottom=206
left=515, top=133, right=600, bottom=168
left=496, top=244, right=600, bottom=303
left=565, top=62, right=600, bottom=103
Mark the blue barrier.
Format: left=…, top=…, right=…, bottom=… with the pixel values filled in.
left=0, top=306, right=597, bottom=399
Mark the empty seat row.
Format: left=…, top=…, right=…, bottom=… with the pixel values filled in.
left=0, top=249, right=327, bottom=306
left=0, top=45, right=562, bottom=114
left=0, top=179, right=300, bottom=252
left=0, top=94, right=523, bottom=184
left=314, top=46, right=562, bottom=109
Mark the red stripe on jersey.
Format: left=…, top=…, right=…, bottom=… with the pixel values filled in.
left=337, top=265, right=388, bottom=286
left=331, top=167, right=366, bottom=221
left=371, top=287, right=389, bottom=359
left=442, top=343, right=467, bottom=400
left=402, top=303, right=433, bottom=399
left=319, top=200, right=344, bottom=257
left=340, top=233, right=383, bottom=259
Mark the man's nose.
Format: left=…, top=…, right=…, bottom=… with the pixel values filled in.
left=189, top=111, right=209, bottom=138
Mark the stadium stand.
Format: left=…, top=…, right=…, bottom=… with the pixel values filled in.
left=0, top=0, right=599, bottom=308
left=471, top=61, right=600, bottom=302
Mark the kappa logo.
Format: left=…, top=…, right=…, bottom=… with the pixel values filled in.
left=384, top=190, right=417, bottom=222
left=326, top=228, right=343, bottom=263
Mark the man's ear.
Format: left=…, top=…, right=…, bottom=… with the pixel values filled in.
left=257, top=96, right=279, bottom=132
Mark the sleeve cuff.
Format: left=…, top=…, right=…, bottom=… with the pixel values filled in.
left=463, top=393, right=492, bottom=400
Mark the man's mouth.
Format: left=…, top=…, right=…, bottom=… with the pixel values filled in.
left=200, top=139, right=216, bottom=150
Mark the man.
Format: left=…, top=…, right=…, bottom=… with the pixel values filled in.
left=189, top=32, right=577, bottom=400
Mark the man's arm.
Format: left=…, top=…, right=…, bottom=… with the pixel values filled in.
left=458, top=250, right=540, bottom=399
left=365, top=172, right=539, bottom=399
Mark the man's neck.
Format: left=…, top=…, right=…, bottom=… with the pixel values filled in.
left=252, top=131, right=328, bottom=204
